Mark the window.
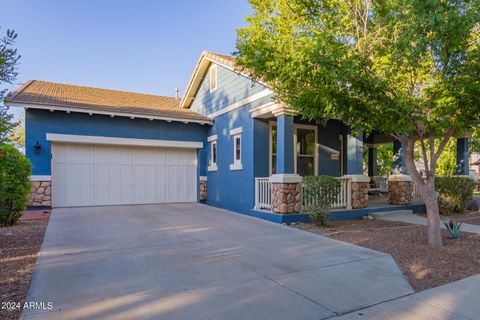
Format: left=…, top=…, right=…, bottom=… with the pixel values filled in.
left=269, top=122, right=317, bottom=176
left=209, top=64, right=217, bottom=92
left=235, top=136, right=241, bottom=161
left=212, top=141, right=217, bottom=164
left=208, top=135, right=218, bottom=171
left=271, top=125, right=277, bottom=175
left=229, top=127, right=243, bottom=170
left=296, top=128, right=316, bottom=176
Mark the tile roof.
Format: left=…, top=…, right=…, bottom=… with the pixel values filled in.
left=6, top=80, right=211, bottom=123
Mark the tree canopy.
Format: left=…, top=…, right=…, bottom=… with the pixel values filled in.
left=236, top=0, right=480, bottom=247
left=0, top=28, right=20, bottom=143
left=236, top=0, right=479, bottom=138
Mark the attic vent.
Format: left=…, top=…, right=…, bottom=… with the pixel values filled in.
left=209, top=64, right=217, bottom=92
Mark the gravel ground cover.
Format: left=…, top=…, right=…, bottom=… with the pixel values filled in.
left=0, top=218, right=49, bottom=320
left=293, top=219, right=480, bottom=291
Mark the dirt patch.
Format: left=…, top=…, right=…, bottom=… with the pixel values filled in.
left=293, top=220, right=480, bottom=292
left=0, top=219, right=48, bottom=320
left=18, top=210, right=50, bottom=222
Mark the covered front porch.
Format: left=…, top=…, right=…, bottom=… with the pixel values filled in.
left=251, top=103, right=471, bottom=221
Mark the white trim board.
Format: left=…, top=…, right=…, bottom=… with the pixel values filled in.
left=249, top=102, right=278, bottom=118
left=207, top=134, right=218, bottom=142
left=230, top=127, right=243, bottom=135
left=7, top=102, right=212, bottom=125
left=46, top=133, right=203, bottom=149
left=30, top=175, right=51, bottom=181
left=207, top=89, right=273, bottom=119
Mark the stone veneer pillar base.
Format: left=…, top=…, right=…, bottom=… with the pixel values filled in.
left=270, top=174, right=302, bottom=214
left=343, top=175, right=369, bottom=209
left=29, top=181, right=52, bottom=207
left=388, top=174, right=413, bottom=205
left=199, top=177, right=207, bottom=201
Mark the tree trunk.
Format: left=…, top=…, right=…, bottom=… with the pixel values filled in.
left=403, top=139, right=443, bottom=247
left=423, top=186, right=443, bottom=247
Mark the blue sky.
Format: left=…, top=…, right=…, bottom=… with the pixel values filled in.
left=2, top=0, right=252, bottom=117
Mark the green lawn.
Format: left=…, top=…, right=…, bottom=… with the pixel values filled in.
left=474, top=191, right=480, bottom=196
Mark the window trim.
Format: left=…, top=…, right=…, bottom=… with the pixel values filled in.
left=269, top=121, right=318, bottom=176
left=208, top=135, right=218, bottom=171
left=229, top=127, right=243, bottom=171
left=209, top=64, right=218, bottom=93
left=294, top=124, right=318, bottom=176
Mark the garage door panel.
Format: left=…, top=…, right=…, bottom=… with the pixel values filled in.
left=109, top=147, right=132, bottom=165
left=52, top=144, right=65, bottom=163
left=94, top=164, right=109, bottom=184
left=94, top=185, right=110, bottom=205
left=155, top=150, right=166, bottom=165
left=133, top=166, right=146, bottom=203
left=52, top=163, right=65, bottom=207
left=108, top=165, right=122, bottom=185
left=94, top=145, right=108, bottom=164
left=65, top=145, right=93, bottom=164
left=52, top=143, right=197, bottom=207
left=108, top=185, right=122, bottom=204
left=120, top=165, right=133, bottom=185
left=121, top=185, right=133, bottom=204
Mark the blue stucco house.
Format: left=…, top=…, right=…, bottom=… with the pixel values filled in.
left=7, top=51, right=469, bottom=222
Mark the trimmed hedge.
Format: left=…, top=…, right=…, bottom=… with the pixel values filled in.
left=435, top=176, right=476, bottom=215
left=303, top=175, right=341, bottom=226
left=0, top=144, right=31, bottom=226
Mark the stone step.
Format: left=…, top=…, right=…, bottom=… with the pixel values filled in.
left=369, top=210, right=413, bottom=220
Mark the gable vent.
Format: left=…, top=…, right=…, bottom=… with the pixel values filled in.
left=209, top=64, right=217, bottom=92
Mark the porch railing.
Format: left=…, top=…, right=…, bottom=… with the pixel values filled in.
left=254, top=177, right=272, bottom=210
left=302, top=177, right=351, bottom=209
left=254, top=176, right=351, bottom=211
left=371, top=176, right=388, bottom=193
left=373, top=175, right=423, bottom=201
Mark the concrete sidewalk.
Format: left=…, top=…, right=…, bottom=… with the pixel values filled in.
left=22, top=203, right=413, bottom=320
left=378, top=214, right=480, bottom=234
left=333, top=275, right=480, bottom=320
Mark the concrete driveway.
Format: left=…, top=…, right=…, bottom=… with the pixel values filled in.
left=23, top=203, right=413, bottom=320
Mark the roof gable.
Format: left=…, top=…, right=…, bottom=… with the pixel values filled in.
left=180, top=51, right=258, bottom=109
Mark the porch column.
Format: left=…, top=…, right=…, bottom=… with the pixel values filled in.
left=270, top=108, right=302, bottom=214
left=393, top=139, right=407, bottom=174
left=346, top=131, right=364, bottom=175
left=456, top=138, right=469, bottom=175
left=367, top=147, right=378, bottom=177
left=275, top=113, right=295, bottom=174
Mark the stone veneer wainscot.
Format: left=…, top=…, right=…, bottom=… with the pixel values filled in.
left=29, top=180, right=51, bottom=207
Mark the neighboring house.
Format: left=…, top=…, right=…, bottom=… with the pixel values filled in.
left=5, top=52, right=470, bottom=221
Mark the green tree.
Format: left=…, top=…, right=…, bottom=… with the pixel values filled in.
left=236, top=0, right=480, bottom=247
left=471, top=128, right=480, bottom=153
left=9, top=118, right=25, bottom=150
left=0, top=28, right=20, bottom=143
left=436, top=138, right=457, bottom=176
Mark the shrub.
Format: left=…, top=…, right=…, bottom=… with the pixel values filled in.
left=435, top=176, right=476, bottom=215
left=443, top=219, right=462, bottom=239
left=303, top=176, right=341, bottom=226
left=0, top=144, right=31, bottom=226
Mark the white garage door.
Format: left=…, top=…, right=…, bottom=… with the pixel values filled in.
left=51, top=143, right=197, bottom=207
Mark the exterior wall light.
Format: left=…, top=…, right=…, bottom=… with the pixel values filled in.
left=34, top=141, right=41, bottom=154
